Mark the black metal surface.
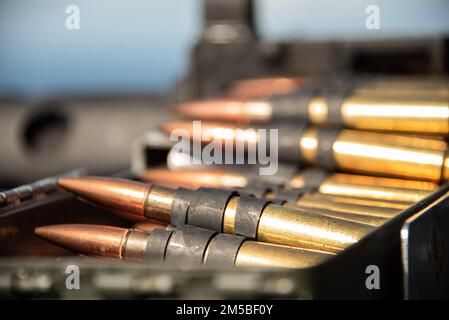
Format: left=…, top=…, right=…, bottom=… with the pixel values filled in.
left=300, top=183, right=449, bottom=299
left=205, top=233, right=247, bottom=267
left=234, top=195, right=271, bottom=238
left=165, top=225, right=217, bottom=267
left=401, top=187, right=449, bottom=299
left=301, top=169, right=329, bottom=190
left=271, top=91, right=311, bottom=121
left=145, top=228, right=174, bottom=264
left=275, top=125, right=308, bottom=163
left=315, top=128, right=340, bottom=170
left=186, top=188, right=237, bottom=232
left=270, top=190, right=302, bottom=204
left=171, top=188, right=193, bottom=227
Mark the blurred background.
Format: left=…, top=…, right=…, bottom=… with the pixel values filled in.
left=1, top=0, right=449, bottom=186
left=2, top=0, right=449, bottom=99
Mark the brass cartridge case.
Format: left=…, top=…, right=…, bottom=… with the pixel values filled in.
left=299, top=128, right=449, bottom=182
left=325, top=173, right=438, bottom=191
left=234, top=241, right=332, bottom=269
left=295, top=194, right=399, bottom=219
left=256, top=204, right=372, bottom=253
left=339, top=96, right=449, bottom=134
left=282, top=202, right=387, bottom=227
left=223, top=196, right=373, bottom=252
left=317, top=179, right=432, bottom=203
left=354, top=78, right=449, bottom=98
left=300, top=193, right=409, bottom=211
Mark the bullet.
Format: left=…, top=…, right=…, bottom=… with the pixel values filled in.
left=58, top=176, right=374, bottom=253
left=140, top=167, right=426, bottom=205
left=138, top=167, right=403, bottom=225
left=162, top=121, right=449, bottom=182
left=175, top=78, right=449, bottom=135
left=281, top=193, right=397, bottom=219
left=226, top=77, right=306, bottom=99
left=141, top=167, right=434, bottom=203
left=280, top=204, right=387, bottom=227
left=299, top=173, right=435, bottom=203
left=35, top=224, right=333, bottom=269
left=225, top=76, right=449, bottom=100
left=291, top=193, right=409, bottom=211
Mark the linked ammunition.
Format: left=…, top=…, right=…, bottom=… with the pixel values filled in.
left=57, top=177, right=375, bottom=253
left=140, top=167, right=427, bottom=204
left=177, top=77, right=449, bottom=135
left=162, top=121, right=449, bottom=182
left=35, top=224, right=333, bottom=269
left=138, top=167, right=402, bottom=226
left=226, top=77, right=306, bottom=99
left=226, top=76, right=449, bottom=100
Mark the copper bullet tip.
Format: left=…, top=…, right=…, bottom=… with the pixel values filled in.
left=226, top=77, right=304, bottom=99
left=140, top=168, right=248, bottom=189
left=175, top=99, right=249, bottom=122
left=58, top=176, right=150, bottom=218
left=35, top=224, right=129, bottom=259
left=132, top=221, right=167, bottom=232
left=161, top=121, right=251, bottom=144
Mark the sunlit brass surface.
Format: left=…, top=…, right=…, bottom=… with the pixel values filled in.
left=288, top=173, right=308, bottom=189
left=35, top=224, right=128, bottom=259
left=308, top=98, right=328, bottom=125
left=282, top=203, right=387, bottom=227
left=289, top=171, right=438, bottom=193
left=257, top=204, right=373, bottom=253
left=318, top=179, right=431, bottom=203
left=339, top=96, right=449, bottom=134
left=306, top=193, right=409, bottom=210
left=443, top=156, right=449, bottom=181
left=298, top=128, right=319, bottom=164
left=144, top=185, right=175, bottom=223
left=327, top=173, right=438, bottom=191
left=226, top=76, right=449, bottom=101
left=223, top=196, right=239, bottom=234
left=226, top=77, right=305, bottom=99
left=355, top=78, right=449, bottom=98
left=234, top=241, right=333, bottom=269
left=140, top=168, right=249, bottom=189
left=327, top=129, right=449, bottom=181
left=306, top=94, right=449, bottom=135
left=296, top=194, right=399, bottom=218
left=121, top=229, right=151, bottom=261
left=354, top=87, right=449, bottom=99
